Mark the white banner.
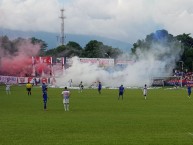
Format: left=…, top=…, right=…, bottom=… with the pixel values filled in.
left=66, top=58, right=114, bottom=67
left=17, top=77, right=35, bottom=84
left=0, top=76, right=18, bottom=84
left=0, top=76, right=52, bottom=84
left=17, top=77, right=28, bottom=84
left=115, top=60, right=135, bottom=65
left=99, top=59, right=114, bottom=67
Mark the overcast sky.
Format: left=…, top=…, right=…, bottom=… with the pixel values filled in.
left=0, top=0, right=193, bottom=44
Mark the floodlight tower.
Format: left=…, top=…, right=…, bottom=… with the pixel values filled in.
left=60, top=8, right=65, bottom=45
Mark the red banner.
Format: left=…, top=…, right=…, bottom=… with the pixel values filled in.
left=41, top=57, right=52, bottom=65
left=34, top=57, right=41, bottom=64
left=32, top=57, right=52, bottom=65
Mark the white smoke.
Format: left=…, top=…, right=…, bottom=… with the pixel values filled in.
left=56, top=43, right=182, bottom=88
left=56, top=57, right=109, bottom=87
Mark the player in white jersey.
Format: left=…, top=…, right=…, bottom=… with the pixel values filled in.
left=68, top=79, right=73, bottom=87
left=143, top=84, right=147, bottom=99
left=5, top=83, right=11, bottom=95
left=61, top=87, right=71, bottom=111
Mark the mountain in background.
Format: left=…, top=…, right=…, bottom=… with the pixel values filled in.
left=0, top=28, right=132, bottom=52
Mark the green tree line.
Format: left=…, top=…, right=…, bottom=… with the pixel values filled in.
left=131, top=30, right=193, bottom=71
left=1, top=30, right=193, bottom=71
left=45, top=40, right=122, bottom=59
left=0, top=36, right=122, bottom=59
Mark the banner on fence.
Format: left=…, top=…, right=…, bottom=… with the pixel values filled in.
left=0, top=76, right=17, bottom=84
left=66, top=58, right=114, bottom=67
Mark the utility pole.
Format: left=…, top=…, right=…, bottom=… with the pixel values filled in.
left=59, top=8, right=65, bottom=45
left=179, top=61, right=184, bottom=71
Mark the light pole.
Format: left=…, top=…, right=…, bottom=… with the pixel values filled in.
left=192, top=61, right=193, bottom=72
left=179, top=61, right=184, bottom=71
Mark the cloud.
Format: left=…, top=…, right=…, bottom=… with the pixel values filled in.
left=0, top=0, right=193, bottom=44
left=152, top=0, right=193, bottom=36
left=0, top=0, right=60, bottom=32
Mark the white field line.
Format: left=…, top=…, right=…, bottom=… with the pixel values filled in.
left=188, top=132, right=193, bottom=136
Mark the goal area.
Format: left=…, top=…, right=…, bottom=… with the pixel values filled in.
left=151, top=76, right=183, bottom=87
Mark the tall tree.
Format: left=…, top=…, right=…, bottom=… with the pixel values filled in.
left=30, top=37, right=48, bottom=56
left=131, top=29, right=182, bottom=61
left=0, top=35, right=17, bottom=55
left=83, top=40, right=103, bottom=58
left=83, top=40, right=122, bottom=58
left=176, top=33, right=193, bottom=71
left=66, top=41, right=82, bottom=50
left=45, top=42, right=83, bottom=58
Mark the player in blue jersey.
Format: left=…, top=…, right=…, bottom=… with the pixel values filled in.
left=187, top=84, right=191, bottom=98
left=98, top=82, right=102, bottom=94
left=42, top=88, right=48, bottom=110
left=42, top=82, right=47, bottom=93
left=118, top=85, right=124, bottom=100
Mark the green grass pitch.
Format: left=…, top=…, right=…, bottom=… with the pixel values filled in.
left=1, top=85, right=193, bottom=145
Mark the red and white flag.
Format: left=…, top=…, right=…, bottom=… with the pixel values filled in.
left=41, top=57, right=52, bottom=65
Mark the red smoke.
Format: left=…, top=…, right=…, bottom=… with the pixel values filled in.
left=0, top=40, right=51, bottom=77
left=35, top=63, right=51, bottom=76
left=1, top=54, right=32, bottom=76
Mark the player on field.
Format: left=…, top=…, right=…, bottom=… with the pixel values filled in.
left=118, top=85, right=124, bottom=100
left=26, top=82, right=32, bottom=96
left=98, top=82, right=102, bottom=94
left=68, top=79, right=73, bottom=87
left=5, top=83, right=11, bottom=95
left=42, top=88, right=48, bottom=110
left=79, top=81, right=84, bottom=93
left=61, top=87, right=71, bottom=111
left=42, top=82, right=47, bottom=93
left=174, top=81, right=178, bottom=89
left=143, top=84, right=147, bottom=99
left=187, top=84, right=191, bottom=98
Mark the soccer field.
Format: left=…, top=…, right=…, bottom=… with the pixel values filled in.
left=0, top=86, right=193, bottom=145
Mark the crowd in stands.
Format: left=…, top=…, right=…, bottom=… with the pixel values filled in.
left=173, top=69, right=193, bottom=80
